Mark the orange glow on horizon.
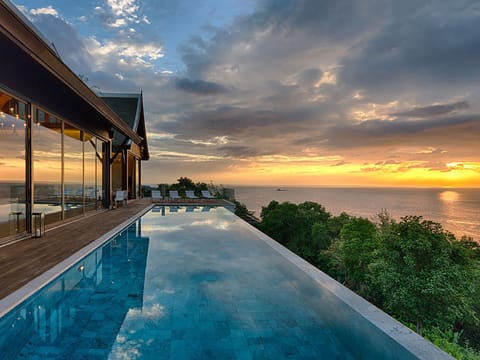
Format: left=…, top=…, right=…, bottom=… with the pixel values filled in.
left=154, top=160, right=480, bottom=188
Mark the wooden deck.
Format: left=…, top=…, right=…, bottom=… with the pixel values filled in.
left=0, top=198, right=234, bottom=301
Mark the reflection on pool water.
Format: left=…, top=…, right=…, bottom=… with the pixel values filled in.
left=0, top=206, right=450, bottom=359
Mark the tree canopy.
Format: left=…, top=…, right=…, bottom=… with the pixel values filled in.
left=372, top=215, right=477, bottom=335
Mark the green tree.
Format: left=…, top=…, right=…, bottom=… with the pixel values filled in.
left=340, top=217, right=378, bottom=296
left=298, top=201, right=330, bottom=224
left=327, top=212, right=352, bottom=240
left=168, top=177, right=209, bottom=197
left=311, top=222, right=331, bottom=251
left=372, top=216, right=477, bottom=335
left=259, top=201, right=332, bottom=263
left=259, top=201, right=301, bottom=246
left=260, top=200, right=280, bottom=219
left=233, top=200, right=254, bottom=218
left=313, top=212, right=351, bottom=272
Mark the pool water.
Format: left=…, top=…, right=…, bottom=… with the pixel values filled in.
left=0, top=206, right=444, bottom=359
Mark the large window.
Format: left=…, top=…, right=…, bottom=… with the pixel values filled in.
left=63, top=123, right=83, bottom=219
left=0, top=92, right=26, bottom=238
left=135, top=157, right=140, bottom=199
left=112, top=152, right=123, bottom=193
left=96, top=140, right=104, bottom=205
left=32, top=107, right=105, bottom=225
left=0, top=94, right=111, bottom=241
left=127, top=153, right=135, bottom=199
left=84, top=135, right=103, bottom=211
left=33, top=109, right=62, bottom=225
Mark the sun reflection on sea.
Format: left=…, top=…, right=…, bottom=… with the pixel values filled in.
left=439, top=190, right=460, bottom=202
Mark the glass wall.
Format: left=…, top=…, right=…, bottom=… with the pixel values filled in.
left=0, top=92, right=26, bottom=238
left=96, top=140, right=104, bottom=205
left=112, top=152, right=123, bottom=193
left=127, top=153, right=135, bottom=199
left=63, top=124, right=83, bottom=219
left=33, top=109, right=62, bottom=225
left=0, top=89, right=116, bottom=242
left=84, top=134, right=97, bottom=210
left=135, top=157, right=140, bottom=199
left=32, top=107, right=105, bottom=226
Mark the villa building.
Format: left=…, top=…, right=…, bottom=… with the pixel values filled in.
left=0, top=1, right=149, bottom=241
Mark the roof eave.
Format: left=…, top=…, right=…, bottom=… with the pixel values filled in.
left=0, top=1, right=142, bottom=144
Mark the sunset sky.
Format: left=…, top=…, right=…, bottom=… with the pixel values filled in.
left=14, top=0, right=480, bottom=187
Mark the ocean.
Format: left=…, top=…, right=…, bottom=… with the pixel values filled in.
left=234, top=186, right=480, bottom=242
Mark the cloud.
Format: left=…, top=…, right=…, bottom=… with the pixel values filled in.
left=174, top=78, right=230, bottom=95
left=217, top=145, right=268, bottom=158
left=107, top=0, right=139, bottom=17
left=30, top=6, right=59, bottom=17
left=23, top=10, right=94, bottom=75
left=258, top=0, right=386, bottom=42
left=86, top=38, right=164, bottom=66
left=338, top=1, right=480, bottom=98
left=17, top=0, right=480, bottom=186
left=323, top=114, right=480, bottom=149
left=391, top=101, right=469, bottom=118
left=295, top=68, right=323, bottom=87
left=331, top=160, right=348, bottom=167
left=102, top=0, right=150, bottom=28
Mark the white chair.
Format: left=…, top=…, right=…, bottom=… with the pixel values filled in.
left=114, top=190, right=127, bottom=207
left=185, top=190, right=198, bottom=199
left=151, top=190, right=162, bottom=202
left=201, top=190, right=215, bottom=199
left=168, top=190, right=181, bottom=200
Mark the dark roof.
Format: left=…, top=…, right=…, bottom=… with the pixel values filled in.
left=101, top=95, right=139, bottom=130
left=100, top=93, right=150, bottom=160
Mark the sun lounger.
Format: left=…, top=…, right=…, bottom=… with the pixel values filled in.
left=201, top=190, right=215, bottom=199
left=114, top=190, right=127, bottom=207
left=185, top=190, right=199, bottom=199
left=151, top=190, right=162, bottom=202
left=169, top=190, right=181, bottom=200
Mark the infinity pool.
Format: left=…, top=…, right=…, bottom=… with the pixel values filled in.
left=0, top=206, right=449, bottom=359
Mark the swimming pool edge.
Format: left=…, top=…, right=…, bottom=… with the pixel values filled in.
left=0, top=204, right=154, bottom=318
left=238, top=217, right=454, bottom=360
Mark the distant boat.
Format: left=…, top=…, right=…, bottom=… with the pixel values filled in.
left=276, top=188, right=286, bottom=191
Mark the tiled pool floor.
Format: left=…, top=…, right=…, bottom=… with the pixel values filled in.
left=2, top=207, right=355, bottom=359
left=2, top=205, right=451, bottom=359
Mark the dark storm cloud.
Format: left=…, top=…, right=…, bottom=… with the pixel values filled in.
left=295, top=68, right=323, bottom=87
left=173, top=78, right=230, bottom=95
left=217, top=145, right=268, bottom=158
left=258, top=0, right=386, bottom=41
left=339, top=1, right=480, bottom=96
left=159, top=104, right=328, bottom=142
left=179, top=0, right=384, bottom=79
left=391, top=101, right=469, bottom=118
left=323, top=114, right=480, bottom=148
